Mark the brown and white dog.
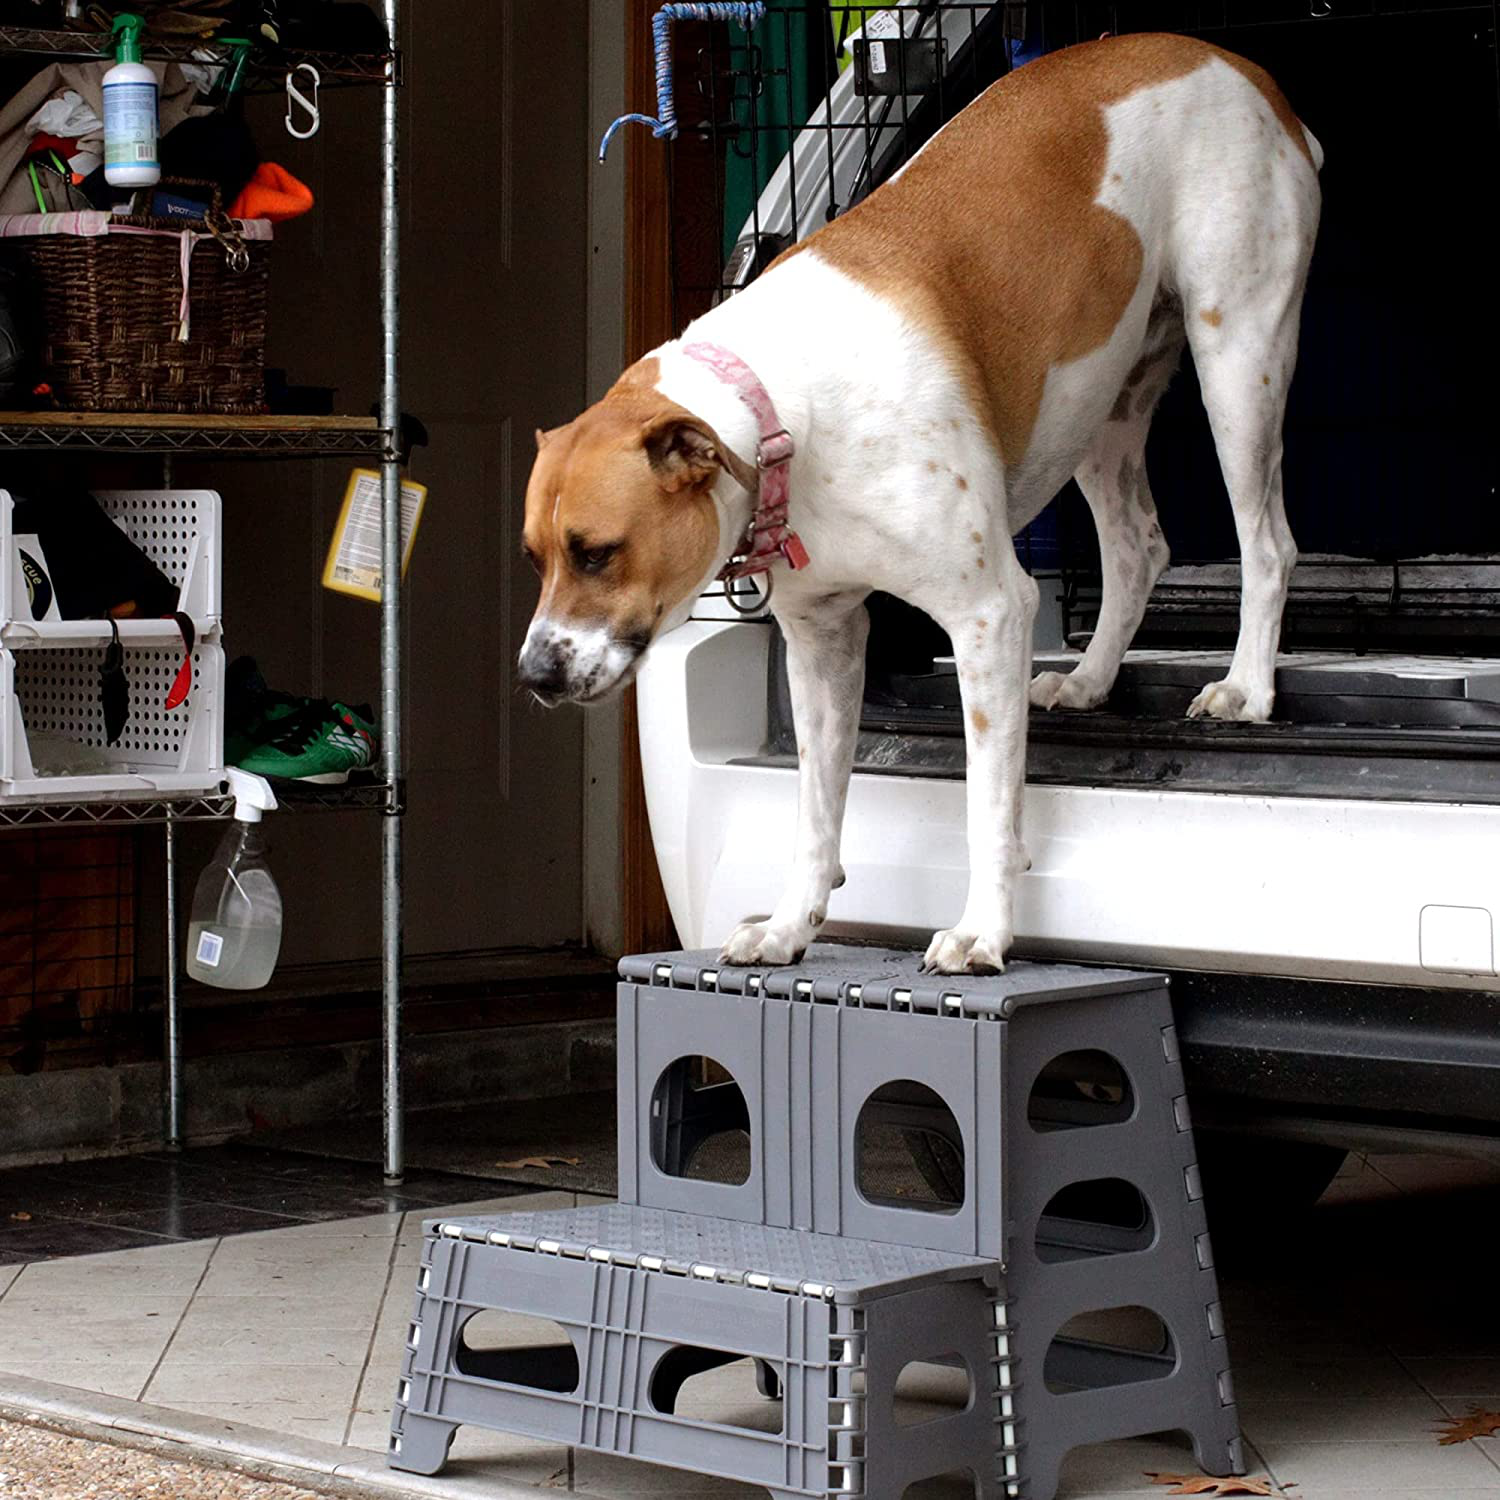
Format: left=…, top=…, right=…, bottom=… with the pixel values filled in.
left=520, top=33, right=1322, bottom=975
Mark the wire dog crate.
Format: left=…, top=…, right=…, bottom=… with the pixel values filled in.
left=665, top=0, right=1500, bottom=314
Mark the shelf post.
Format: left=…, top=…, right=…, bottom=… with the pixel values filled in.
left=380, top=0, right=404, bottom=1185
left=160, top=453, right=185, bottom=1152
left=163, top=810, right=184, bottom=1149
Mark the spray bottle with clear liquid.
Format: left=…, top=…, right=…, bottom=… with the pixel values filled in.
left=186, top=768, right=283, bottom=989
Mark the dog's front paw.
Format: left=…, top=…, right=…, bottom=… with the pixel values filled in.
left=1029, top=669, right=1108, bottom=712
left=921, top=926, right=1010, bottom=976
left=720, top=919, right=812, bottom=968
left=1186, top=680, right=1272, bottom=722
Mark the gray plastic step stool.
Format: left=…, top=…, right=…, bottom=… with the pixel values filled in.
left=390, top=946, right=1242, bottom=1499
left=392, top=1205, right=1008, bottom=1499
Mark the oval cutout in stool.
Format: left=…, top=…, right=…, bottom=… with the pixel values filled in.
left=1037, top=1178, right=1155, bottom=1263
left=1028, top=1049, right=1134, bottom=1132
left=894, top=1353, right=973, bottom=1427
left=1045, top=1305, right=1176, bottom=1395
left=648, top=1347, right=784, bottom=1434
left=901, top=1468, right=978, bottom=1499
left=855, top=1079, right=966, bottom=1214
left=455, top=1310, right=580, bottom=1393
left=650, top=1055, right=752, bottom=1185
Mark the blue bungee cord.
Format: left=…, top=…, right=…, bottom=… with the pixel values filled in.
left=598, top=2, right=767, bottom=163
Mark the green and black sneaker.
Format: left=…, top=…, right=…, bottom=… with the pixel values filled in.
left=233, top=699, right=379, bottom=784
left=224, top=657, right=302, bottom=767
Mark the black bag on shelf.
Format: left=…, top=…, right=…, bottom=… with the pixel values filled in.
left=160, top=113, right=261, bottom=206
left=9, top=490, right=178, bottom=620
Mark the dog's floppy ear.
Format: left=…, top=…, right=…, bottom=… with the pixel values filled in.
left=642, top=412, right=756, bottom=494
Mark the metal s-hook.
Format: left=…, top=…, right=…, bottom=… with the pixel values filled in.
left=285, top=62, right=321, bottom=139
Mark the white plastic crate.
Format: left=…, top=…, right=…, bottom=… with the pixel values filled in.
left=1, top=640, right=225, bottom=803
left=1, top=488, right=221, bottom=648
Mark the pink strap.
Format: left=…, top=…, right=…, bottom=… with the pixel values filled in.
left=178, top=230, right=194, bottom=341
left=0, top=212, right=274, bottom=240
left=682, top=340, right=809, bottom=579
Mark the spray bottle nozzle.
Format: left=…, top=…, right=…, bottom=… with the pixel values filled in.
left=226, top=767, right=278, bottom=824
left=110, top=11, right=147, bottom=63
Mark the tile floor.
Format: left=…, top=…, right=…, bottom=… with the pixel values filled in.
left=0, top=1154, right=1498, bottom=1499
left=0, top=1145, right=530, bottom=1263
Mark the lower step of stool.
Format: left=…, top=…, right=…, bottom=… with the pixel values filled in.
left=390, top=1206, right=1010, bottom=1500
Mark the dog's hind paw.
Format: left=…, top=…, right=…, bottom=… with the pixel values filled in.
left=1029, top=668, right=1108, bottom=711
left=1186, top=679, right=1273, bottom=722
left=720, top=919, right=811, bottom=968
left=922, top=927, right=1010, bottom=976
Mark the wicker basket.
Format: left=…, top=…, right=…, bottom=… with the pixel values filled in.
left=0, top=195, right=271, bottom=415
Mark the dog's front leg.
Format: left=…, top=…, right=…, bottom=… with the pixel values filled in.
left=721, top=591, right=869, bottom=967
left=923, top=561, right=1039, bottom=975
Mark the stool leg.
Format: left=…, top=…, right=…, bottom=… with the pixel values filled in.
left=1192, top=1426, right=1246, bottom=1478
left=391, top=1413, right=457, bottom=1475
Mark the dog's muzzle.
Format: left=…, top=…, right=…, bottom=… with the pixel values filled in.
left=517, top=637, right=571, bottom=704
left=518, top=619, right=647, bottom=706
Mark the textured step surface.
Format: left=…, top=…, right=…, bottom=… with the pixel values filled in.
left=619, top=944, right=1163, bottom=1016
left=427, top=1204, right=997, bottom=1301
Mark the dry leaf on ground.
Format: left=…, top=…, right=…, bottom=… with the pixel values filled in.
left=1437, top=1408, right=1500, bottom=1445
left=493, top=1155, right=582, bottom=1171
left=1145, top=1475, right=1288, bottom=1496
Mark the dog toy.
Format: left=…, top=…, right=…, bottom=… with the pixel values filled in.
left=230, top=160, right=313, bottom=221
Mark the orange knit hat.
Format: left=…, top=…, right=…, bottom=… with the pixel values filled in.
left=230, top=162, right=315, bottom=222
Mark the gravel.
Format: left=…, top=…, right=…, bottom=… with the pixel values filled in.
left=0, top=1418, right=334, bottom=1500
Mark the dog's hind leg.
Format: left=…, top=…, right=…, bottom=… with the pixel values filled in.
left=1183, top=301, right=1304, bottom=721
left=1030, top=324, right=1180, bottom=711
left=1181, top=171, right=1318, bottom=722
left=720, top=589, right=869, bottom=967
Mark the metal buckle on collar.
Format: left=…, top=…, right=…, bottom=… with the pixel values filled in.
left=757, top=429, right=795, bottom=469
left=750, top=504, right=788, bottom=533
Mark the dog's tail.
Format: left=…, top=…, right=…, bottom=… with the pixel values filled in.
left=1300, top=121, right=1325, bottom=173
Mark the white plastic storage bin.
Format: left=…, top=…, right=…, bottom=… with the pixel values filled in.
left=1, top=488, right=221, bottom=648
left=1, top=640, right=225, bottom=803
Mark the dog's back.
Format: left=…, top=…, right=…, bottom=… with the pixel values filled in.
left=776, top=33, right=1321, bottom=510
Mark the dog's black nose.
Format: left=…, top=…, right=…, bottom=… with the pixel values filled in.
left=517, top=642, right=569, bottom=700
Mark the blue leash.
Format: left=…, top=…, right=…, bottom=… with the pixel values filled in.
left=599, top=2, right=767, bottom=163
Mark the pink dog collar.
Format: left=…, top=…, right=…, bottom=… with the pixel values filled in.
left=682, top=341, right=810, bottom=580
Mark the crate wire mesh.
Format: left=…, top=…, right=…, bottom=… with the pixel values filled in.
left=1, top=488, right=225, bottom=802
left=664, top=1, right=1500, bottom=642
left=1, top=488, right=222, bottom=646
left=0, top=828, right=136, bottom=1071
left=2, top=643, right=225, bottom=802
left=668, top=0, right=1500, bottom=317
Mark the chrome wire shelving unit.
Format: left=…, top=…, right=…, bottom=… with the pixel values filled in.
left=0, top=23, right=398, bottom=84
left=0, top=2, right=408, bottom=1182
left=0, top=780, right=395, bottom=829
left=0, top=412, right=385, bottom=456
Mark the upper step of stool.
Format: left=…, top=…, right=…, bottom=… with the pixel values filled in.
left=425, top=1204, right=998, bottom=1304
left=619, top=944, right=1164, bottom=1018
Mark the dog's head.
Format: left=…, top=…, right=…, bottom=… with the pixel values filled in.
left=518, top=372, right=751, bottom=706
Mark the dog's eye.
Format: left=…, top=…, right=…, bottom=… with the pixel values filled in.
left=574, top=542, right=620, bottom=576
